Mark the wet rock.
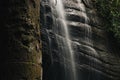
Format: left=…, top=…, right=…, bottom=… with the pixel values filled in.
left=41, top=0, right=120, bottom=80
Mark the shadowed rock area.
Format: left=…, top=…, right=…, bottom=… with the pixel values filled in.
left=0, top=0, right=42, bottom=80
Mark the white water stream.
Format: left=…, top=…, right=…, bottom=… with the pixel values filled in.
left=49, top=0, right=94, bottom=80
left=55, top=0, right=77, bottom=80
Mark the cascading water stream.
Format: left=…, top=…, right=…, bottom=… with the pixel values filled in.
left=48, top=0, right=97, bottom=80
left=50, top=0, right=77, bottom=80
left=76, top=1, right=99, bottom=79
left=77, top=0, right=92, bottom=45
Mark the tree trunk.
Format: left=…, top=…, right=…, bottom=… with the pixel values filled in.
left=0, top=0, right=42, bottom=80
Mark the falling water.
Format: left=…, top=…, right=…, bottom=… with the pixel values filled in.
left=77, top=0, right=92, bottom=45
left=76, top=1, right=98, bottom=80
left=48, top=0, right=96, bottom=80
left=50, top=0, right=77, bottom=80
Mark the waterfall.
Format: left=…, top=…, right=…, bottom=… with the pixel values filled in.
left=50, top=0, right=77, bottom=80
left=49, top=0, right=94, bottom=80
left=41, top=0, right=98, bottom=80
left=77, top=0, right=92, bottom=45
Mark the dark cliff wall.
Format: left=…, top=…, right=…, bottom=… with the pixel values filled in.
left=41, top=0, right=120, bottom=80
left=0, top=0, right=42, bottom=80
left=85, top=0, right=120, bottom=79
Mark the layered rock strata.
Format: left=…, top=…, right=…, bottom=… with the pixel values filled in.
left=41, top=0, right=120, bottom=80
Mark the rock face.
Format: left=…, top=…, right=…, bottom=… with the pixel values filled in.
left=0, top=0, right=42, bottom=80
left=41, top=0, right=120, bottom=80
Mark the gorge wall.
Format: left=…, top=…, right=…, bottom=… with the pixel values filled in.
left=0, top=0, right=119, bottom=80
left=41, top=0, right=120, bottom=80
left=0, top=0, right=42, bottom=80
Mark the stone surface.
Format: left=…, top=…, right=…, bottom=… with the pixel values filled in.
left=41, top=0, right=120, bottom=80
left=0, top=0, right=42, bottom=80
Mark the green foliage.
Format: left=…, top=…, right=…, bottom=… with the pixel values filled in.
left=93, top=0, right=120, bottom=44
